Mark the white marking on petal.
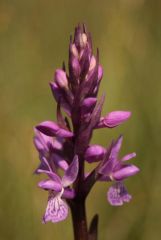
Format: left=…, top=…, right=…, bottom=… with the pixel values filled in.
left=43, top=191, right=68, bottom=223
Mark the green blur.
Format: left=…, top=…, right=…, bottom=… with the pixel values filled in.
left=0, top=0, right=161, bottom=239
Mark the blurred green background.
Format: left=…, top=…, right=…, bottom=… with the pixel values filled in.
left=0, top=0, right=161, bottom=239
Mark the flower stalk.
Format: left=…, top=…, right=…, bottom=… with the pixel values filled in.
left=33, top=24, right=139, bottom=240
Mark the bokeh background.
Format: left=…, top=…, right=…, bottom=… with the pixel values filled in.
left=1, top=0, right=161, bottom=239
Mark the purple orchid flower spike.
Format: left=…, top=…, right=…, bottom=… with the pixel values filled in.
left=38, top=155, right=79, bottom=223
left=33, top=24, right=139, bottom=240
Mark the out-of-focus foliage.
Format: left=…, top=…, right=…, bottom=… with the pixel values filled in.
left=0, top=0, right=161, bottom=239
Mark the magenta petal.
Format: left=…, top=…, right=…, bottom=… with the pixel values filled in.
left=85, top=144, right=106, bottom=163
left=107, top=182, right=132, bottom=206
left=62, top=155, right=79, bottom=187
left=43, top=195, right=68, bottom=223
left=81, top=97, right=97, bottom=114
left=33, top=129, right=53, bottom=152
left=55, top=69, right=68, bottom=88
left=110, top=135, right=123, bottom=163
left=98, top=65, right=103, bottom=81
left=56, top=128, right=74, bottom=138
left=97, top=111, right=131, bottom=128
left=50, top=82, right=71, bottom=115
left=100, top=136, right=123, bottom=174
left=113, top=164, right=140, bottom=181
left=36, top=121, right=59, bottom=136
left=38, top=179, right=62, bottom=192
left=104, top=111, right=131, bottom=128
left=36, top=121, right=73, bottom=138
left=121, top=152, right=136, bottom=161
left=52, top=154, right=69, bottom=171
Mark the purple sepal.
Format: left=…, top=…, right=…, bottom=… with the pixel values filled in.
left=121, top=152, right=136, bottom=161
left=38, top=179, right=62, bottom=192
left=113, top=164, right=140, bottom=181
left=96, top=111, right=131, bottom=128
left=81, top=97, right=97, bottom=115
left=36, top=121, right=73, bottom=138
left=85, top=145, right=106, bottom=163
left=55, top=69, right=68, bottom=89
left=33, top=129, right=53, bottom=154
left=62, top=155, right=79, bottom=187
left=52, top=153, right=69, bottom=171
left=107, top=182, right=132, bottom=206
left=50, top=82, right=71, bottom=115
left=63, top=189, right=75, bottom=199
left=98, top=65, right=103, bottom=81
left=98, top=135, right=139, bottom=182
left=43, top=193, right=68, bottom=223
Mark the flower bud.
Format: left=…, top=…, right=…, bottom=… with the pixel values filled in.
left=85, top=144, right=106, bottom=163
left=55, top=69, right=68, bottom=89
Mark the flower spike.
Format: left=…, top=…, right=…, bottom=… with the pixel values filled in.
left=33, top=24, right=139, bottom=231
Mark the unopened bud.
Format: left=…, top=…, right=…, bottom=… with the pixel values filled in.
left=55, top=69, right=68, bottom=89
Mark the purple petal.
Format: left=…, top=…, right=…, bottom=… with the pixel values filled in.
left=52, top=137, right=63, bottom=150
left=70, top=56, right=80, bottom=78
left=56, top=128, right=74, bottom=138
left=38, top=179, right=62, bottom=192
left=98, top=65, right=103, bottom=81
left=36, top=158, right=62, bottom=183
left=81, top=97, right=97, bottom=114
left=55, top=69, right=68, bottom=88
left=113, top=164, right=140, bottom=181
left=50, top=82, right=71, bottom=115
left=43, top=194, right=68, bottom=223
left=107, top=182, right=132, bottom=206
left=98, top=137, right=123, bottom=175
left=85, top=144, right=106, bottom=163
left=52, top=153, right=69, bottom=171
left=33, top=129, right=53, bottom=153
left=121, top=152, right=136, bottom=161
left=110, top=135, right=123, bottom=165
left=36, top=121, right=73, bottom=138
left=63, top=189, right=75, bottom=199
left=34, top=161, right=49, bottom=174
left=97, top=111, right=131, bottom=128
left=36, top=121, right=59, bottom=136
left=62, top=155, right=79, bottom=187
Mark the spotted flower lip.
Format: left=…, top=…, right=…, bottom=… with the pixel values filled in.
left=107, top=182, right=132, bottom=206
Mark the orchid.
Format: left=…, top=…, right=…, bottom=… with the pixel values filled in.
left=98, top=135, right=139, bottom=205
left=37, top=155, right=78, bottom=223
left=33, top=24, right=139, bottom=240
